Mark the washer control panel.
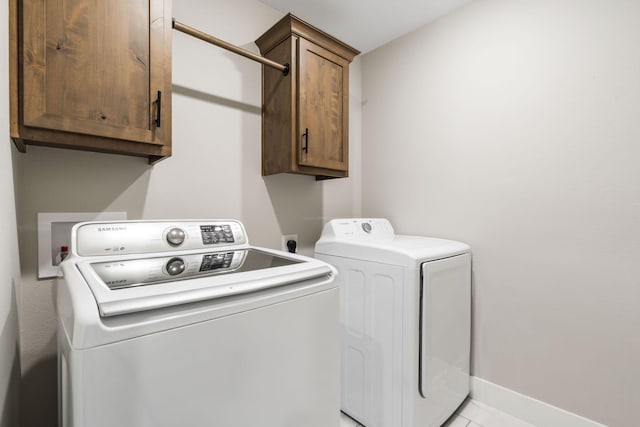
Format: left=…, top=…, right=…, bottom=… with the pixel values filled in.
left=200, top=224, right=235, bottom=245
left=75, top=220, right=248, bottom=257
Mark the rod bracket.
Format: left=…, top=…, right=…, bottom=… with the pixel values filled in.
left=283, top=63, right=290, bottom=76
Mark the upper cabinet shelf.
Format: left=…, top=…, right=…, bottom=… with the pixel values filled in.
left=9, top=0, right=173, bottom=163
left=256, top=14, right=360, bottom=179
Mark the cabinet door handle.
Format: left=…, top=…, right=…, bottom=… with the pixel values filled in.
left=155, top=91, right=162, bottom=128
left=302, top=128, right=309, bottom=153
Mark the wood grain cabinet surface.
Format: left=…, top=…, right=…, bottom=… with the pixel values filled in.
left=256, top=14, right=359, bottom=179
left=9, top=0, right=172, bottom=163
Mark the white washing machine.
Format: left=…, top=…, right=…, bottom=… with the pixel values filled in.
left=315, top=218, right=471, bottom=427
left=57, top=220, right=339, bottom=427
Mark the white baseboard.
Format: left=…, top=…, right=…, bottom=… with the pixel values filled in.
left=470, top=376, right=607, bottom=427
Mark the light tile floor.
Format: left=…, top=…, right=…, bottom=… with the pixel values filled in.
left=339, top=398, right=536, bottom=427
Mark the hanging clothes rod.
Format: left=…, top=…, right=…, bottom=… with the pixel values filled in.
left=172, top=19, right=290, bottom=76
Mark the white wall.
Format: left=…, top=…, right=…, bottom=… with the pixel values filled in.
left=0, top=0, right=22, bottom=425
left=361, top=1, right=639, bottom=426
left=14, top=0, right=361, bottom=425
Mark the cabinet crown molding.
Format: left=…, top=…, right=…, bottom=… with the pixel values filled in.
left=256, top=13, right=360, bottom=60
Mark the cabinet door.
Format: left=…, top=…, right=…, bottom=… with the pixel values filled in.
left=297, top=38, right=349, bottom=172
left=22, top=0, right=166, bottom=145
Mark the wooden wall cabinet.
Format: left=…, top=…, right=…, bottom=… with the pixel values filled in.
left=9, top=0, right=172, bottom=163
left=256, top=14, right=359, bottom=179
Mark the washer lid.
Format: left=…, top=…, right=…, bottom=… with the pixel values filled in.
left=315, top=218, right=470, bottom=268
left=76, top=247, right=334, bottom=317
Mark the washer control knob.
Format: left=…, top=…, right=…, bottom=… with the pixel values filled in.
left=166, top=228, right=186, bottom=246
left=166, top=258, right=185, bottom=276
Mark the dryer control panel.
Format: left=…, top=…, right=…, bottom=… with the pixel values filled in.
left=318, top=218, right=395, bottom=240
left=74, top=220, right=248, bottom=257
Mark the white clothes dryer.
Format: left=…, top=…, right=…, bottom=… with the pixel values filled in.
left=315, top=218, right=471, bottom=427
left=58, top=220, right=339, bottom=427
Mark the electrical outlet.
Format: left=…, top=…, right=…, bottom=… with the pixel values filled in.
left=281, top=234, right=298, bottom=253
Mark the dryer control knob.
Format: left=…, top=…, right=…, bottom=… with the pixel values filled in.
left=166, top=258, right=185, bottom=276
left=166, top=228, right=186, bottom=246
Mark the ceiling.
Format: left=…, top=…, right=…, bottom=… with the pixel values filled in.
left=260, top=0, right=472, bottom=53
